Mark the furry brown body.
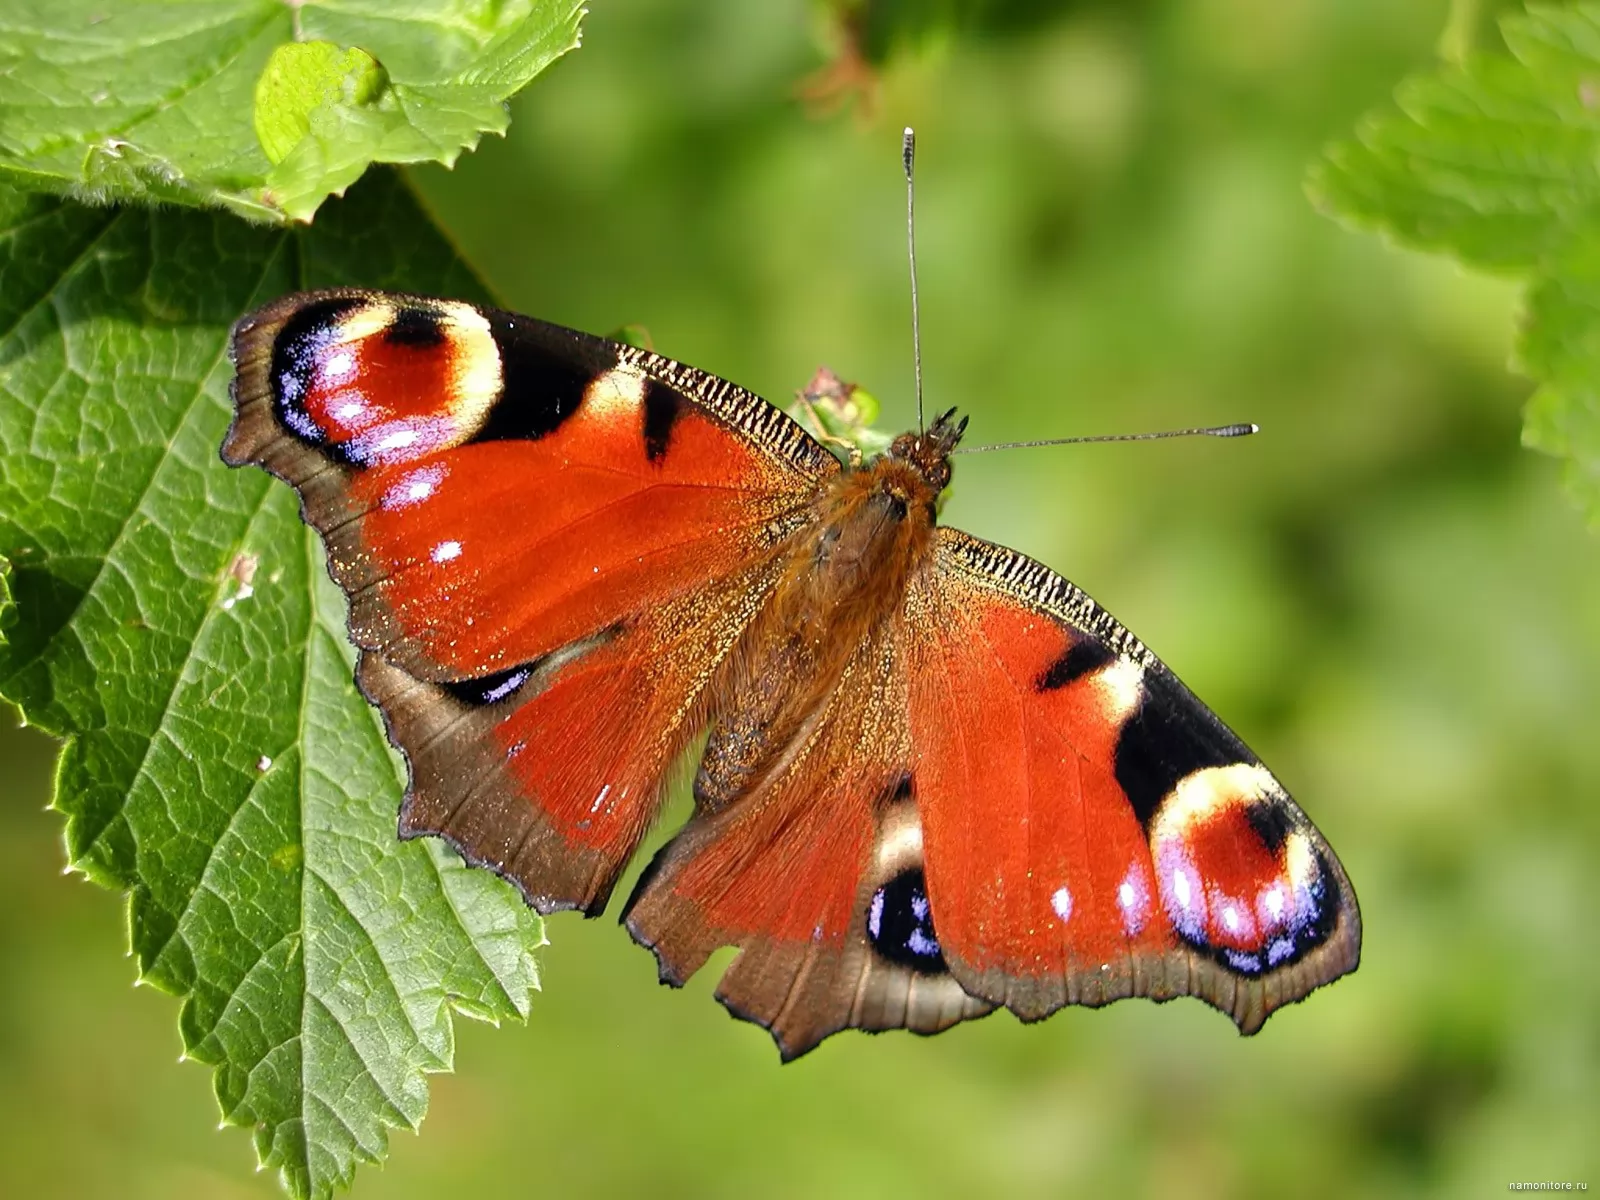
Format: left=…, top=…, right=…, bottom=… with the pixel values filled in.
left=696, top=416, right=962, bottom=813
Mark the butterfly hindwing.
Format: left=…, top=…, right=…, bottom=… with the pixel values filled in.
left=360, top=559, right=778, bottom=912
left=624, top=622, right=992, bottom=1059
left=225, top=289, right=836, bottom=912
left=906, top=528, right=1361, bottom=1031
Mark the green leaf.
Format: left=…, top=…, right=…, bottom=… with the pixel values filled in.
left=1307, top=2, right=1600, bottom=525
left=1519, top=223, right=1600, bottom=515
left=786, top=366, right=894, bottom=463
left=0, top=554, right=12, bottom=651
left=0, top=172, right=544, bottom=1198
left=254, top=42, right=388, bottom=165
left=0, top=0, right=584, bottom=223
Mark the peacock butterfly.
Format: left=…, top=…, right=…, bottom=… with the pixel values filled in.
left=221, top=138, right=1359, bottom=1059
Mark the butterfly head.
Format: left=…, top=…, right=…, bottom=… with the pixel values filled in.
left=888, top=407, right=967, bottom=493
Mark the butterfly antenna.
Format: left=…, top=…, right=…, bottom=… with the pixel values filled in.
left=903, top=127, right=925, bottom=434
left=955, top=422, right=1260, bottom=454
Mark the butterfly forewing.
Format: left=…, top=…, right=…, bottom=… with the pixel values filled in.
left=624, top=619, right=994, bottom=1059
left=225, top=289, right=834, bottom=912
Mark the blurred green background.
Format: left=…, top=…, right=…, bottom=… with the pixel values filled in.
left=4, top=0, right=1597, bottom=1195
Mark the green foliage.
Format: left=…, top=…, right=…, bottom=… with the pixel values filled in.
left=0, top=556, right=11, bottom=649
left=819, top=0, right=1089, bottom=62
left=1308, top=2, right=1600, bottom=524
left=254, top=43, right=388, bottom=165
left=0, top=3, right=574, bottom=1191
left=0, top=173, right=544, bottom=1198
left=0, top=0, right=584, bottom=223
left=787, top=368, right=894, bottom=462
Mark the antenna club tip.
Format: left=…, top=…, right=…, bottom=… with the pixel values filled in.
left=902, top=128, right=916, bottom=173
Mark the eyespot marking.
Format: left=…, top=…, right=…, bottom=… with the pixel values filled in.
left=268, top=296, right=500, bottom=464
left=1148, top=763, right=1337, bottom=973
left=270, top=295, right=367, bottom=455
left=442, top=662, right=537, bottom=707
left=866, top=868, right=947, bottom=975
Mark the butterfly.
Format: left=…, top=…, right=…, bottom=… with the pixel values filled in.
left=221, top=280, right=1360, bottom=1059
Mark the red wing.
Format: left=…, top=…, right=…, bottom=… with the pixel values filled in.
left=224, top=289, right=836, bottom=912
left=623, top=625, right=991, bottom=1060
left=906, top=529, right=1360, bottom=1032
